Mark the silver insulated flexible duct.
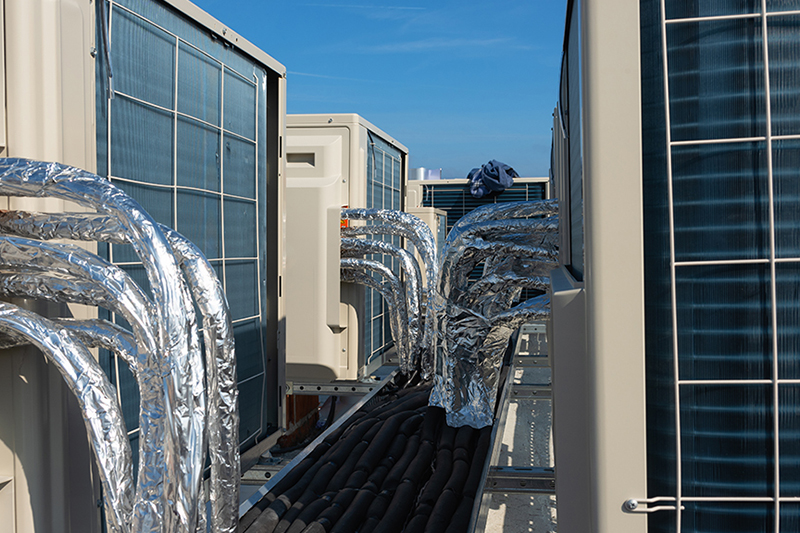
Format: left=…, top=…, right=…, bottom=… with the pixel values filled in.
left=429, top=201, right=558, bottom=429
left=0, top=158, right=239, bottom=533
left=340, top=208, right=438, bottom=375
left=340, top=257, right=411, bottom=374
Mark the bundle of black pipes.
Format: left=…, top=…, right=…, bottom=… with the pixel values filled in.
left=239, top=383, right=492, bottom=533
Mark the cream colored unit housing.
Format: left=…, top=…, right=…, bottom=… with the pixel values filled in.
left=0, top=2, right=103, bottom=531
left=405, top=206, right=446, bottom=282
left=285, top=114, right=408, bottom=382
left=0, top=1, right=287, bottom=531
left=548, top=1, right=647, bottom=532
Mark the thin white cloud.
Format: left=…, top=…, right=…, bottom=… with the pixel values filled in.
left=358, top=37, right=533, bottom=54
left=288, top=70, right=380, bottom=83
left=301, top=4, right=425, bottom=9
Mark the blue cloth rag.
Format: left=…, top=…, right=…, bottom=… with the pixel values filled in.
left=468, top=160, right=519, bottom=198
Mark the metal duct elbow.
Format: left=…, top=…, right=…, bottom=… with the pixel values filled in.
left=340, top=257, right=412, bottom=374
left=429, top=200, right=559, bottom=429
left=161, top=227, right=240, bottom=533
left=0, top=158, right=205, bottom=533
left=0, top=207, right=241, bottom=532
left=340, top=210, right=439, bottom=375
left=0, top=302, right=134, bottom=533
left=341, top=237, right=423, bottom=361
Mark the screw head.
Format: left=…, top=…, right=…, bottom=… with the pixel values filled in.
left=624, top=499, right=639, bottom=511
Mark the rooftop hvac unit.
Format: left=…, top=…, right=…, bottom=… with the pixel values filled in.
left=0, top=1, right=286, bottom=530
left=406, top=176, right=550, bottom=300
left=405, top=206, right=447, bottom=282
left=406, top=176, right=551, bottom=235
left=549, top=1, right=800, bottom=532
left=284, top=114, right=408, bottom=383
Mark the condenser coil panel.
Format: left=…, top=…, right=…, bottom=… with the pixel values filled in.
left=641, top=2, right=800, bottom=531
left=95, top=0, right=285, bottom=453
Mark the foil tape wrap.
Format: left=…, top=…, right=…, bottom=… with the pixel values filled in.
left=162, top=227, right=239, bottom=533
left=0, top=207, right=240, bottom=532
left=340, top=209, right=438, bottom=375
left=340, top=257, right=411, bottom=373
left=341, top=237, right=422, bottom=365
left=0, top=302, right=134, bottom=533
left=0, top=158, right=205, bottom=533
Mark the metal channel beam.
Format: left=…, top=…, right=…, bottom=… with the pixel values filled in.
left=510, top=384, right=552, bottom=399
left=467, top=360, right=517, bottom=533
left=485, top=466, right=556, bottom=494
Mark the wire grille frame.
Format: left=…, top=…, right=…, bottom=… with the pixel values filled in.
left=646, top=2, right=800, bottom=531
left=364, top=133, right=404, bottom=366
left=96, top=0, right=272, bottom=460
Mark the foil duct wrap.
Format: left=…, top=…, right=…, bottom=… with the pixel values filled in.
left=340, top=257, right=411, bottom=373
left=341, top=237, right=422, bottom=364
left=465, top=275, right=549, bottom=319
left=55, top=318, right=140, bottom=379
left=0, top=238, right=164, bottom=526
left=452, top=199, right=558, bottom=230
left=492, top=294, right=552, bottom=329
left=340, top=210, right=438, bottom=375
left=0, top=209, right=125, bottom=243
left=0, top=237, right=158, bottom=363
left=429, top=202, right=558, bottom=427
left=0, top=208, right=240, bottom=532
left=0, top=302, right=134, bottom=533
left=439, top=218, right=558, bottom=303
left=162, top=227, right=239, bottom=533
left=0, top=158, right=205, bottom=533
left=340, top=209, right=437, bottom=285
left=438, top=295, right=551, bottom=428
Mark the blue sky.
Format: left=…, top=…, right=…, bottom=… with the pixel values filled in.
left=190, top=1, right=568, bottom=178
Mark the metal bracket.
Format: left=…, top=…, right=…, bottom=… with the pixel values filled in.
left=515, top=355, right=550, bottom=367
left=510, top=384, right=552, bottom=399
left=514, top=322, right=549, bottom=364
left=286, top=380, right=379, bottom=396
left=623, top=497, right=683, bottom=514
left=485, top=466, right=555, bottom=494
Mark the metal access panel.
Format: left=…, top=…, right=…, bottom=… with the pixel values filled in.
left=284, top=114, right=408, bottom=382
left=94, top=0, right=287, bottom=453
